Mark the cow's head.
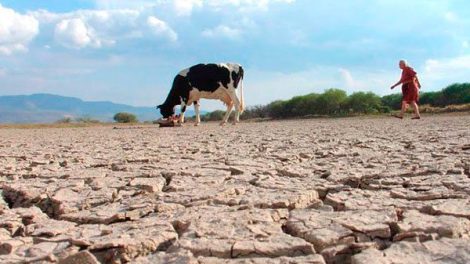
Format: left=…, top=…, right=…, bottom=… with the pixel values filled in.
left=156, top=104, right=175, bottom=118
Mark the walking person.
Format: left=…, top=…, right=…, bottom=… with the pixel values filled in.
left=390, top=60, right=421, bottom=119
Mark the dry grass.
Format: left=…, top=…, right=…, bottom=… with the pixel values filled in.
left=419, top=103, right=470, bottom=113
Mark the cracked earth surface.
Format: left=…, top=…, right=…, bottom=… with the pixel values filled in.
left=1, top=114, right=469, bottom=263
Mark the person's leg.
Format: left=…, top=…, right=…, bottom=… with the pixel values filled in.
left=400, top=101, right=408, bottom=117
left=410, top=101, right=420, bottom=118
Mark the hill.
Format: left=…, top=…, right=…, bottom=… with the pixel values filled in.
left=0, top=93, right=194, bottom=123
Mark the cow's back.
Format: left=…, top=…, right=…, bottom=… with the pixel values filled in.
left=182, top=64, right=232, bottom=92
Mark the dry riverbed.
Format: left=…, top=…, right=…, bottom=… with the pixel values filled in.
left=1, top=115, right=469, bottom=263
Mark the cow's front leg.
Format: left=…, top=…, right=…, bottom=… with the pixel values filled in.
left=180, top=104, right=186, bottom=123
left=220, top=103, right=233, bottom=126
left=194, top=101, right=201, bottom=126
left=232, top=96, right=241, bottom=125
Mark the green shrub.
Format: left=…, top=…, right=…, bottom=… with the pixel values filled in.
left=420, top=91, right=443, bottom=106
left=241, top=105, right=269, bottom=120
left=440, top=83, right=470, bottom=106
left=76, top=117, right=101, bottom=123
left=266, top=100, right=288, bottom=119
left=113, top=112, right=138, bottom=123
left=201, top=110, right=226, bottom=121
left=315, top=88, right=348, bottom=115
left=56, top=117, right=73, bottom=124
left=200, top=82, right=469, bottom=120
left=346, top=92, right=382, bottom=114
left=381, top=93, right=402, bottom=110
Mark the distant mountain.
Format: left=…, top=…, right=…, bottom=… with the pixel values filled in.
left=0, top=93, right=197, bottom=124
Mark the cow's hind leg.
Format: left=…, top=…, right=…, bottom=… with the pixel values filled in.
left=227, top=88, right=241, bottom=124
left=233, top=96, right=241, bottom=124
left=220, top=102, right=234, bottom=126
left=194, top=101, right=201, bottom=126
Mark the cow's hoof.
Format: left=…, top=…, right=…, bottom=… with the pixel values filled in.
left=220, top=122, right=227, bottom=126
left=194, top=123, right=200, bottom=127
left=231, top=122, right=238, bottom=125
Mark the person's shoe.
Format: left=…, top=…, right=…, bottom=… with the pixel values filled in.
left=411, top=116, right=421, bottom=120
left=392, top=114, right=403, bottom=119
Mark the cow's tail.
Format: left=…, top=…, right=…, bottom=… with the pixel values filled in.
left=239, top=71, right=245, bottom=114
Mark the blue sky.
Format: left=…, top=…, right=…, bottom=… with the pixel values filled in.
left=0, top=0, right=469, bottom=110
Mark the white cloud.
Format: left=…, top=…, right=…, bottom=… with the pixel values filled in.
left=239, top=0, right=295, bottom=12
left=29, top=0, right=295, bottom=50
left=0, top=4, right=39, bottom=55
left=94, top=0, right=156, bottom=10
left=174, top=0, right=203, bottom=16
left=423, top=55, right=470, bottom=83
left=444, top=11, right=458, bottom=23
left=338, top=68, right=399, bottom=94
left=29, top=9, right=62, bottom=24
left=92, top=0, right=294, bottom=15
left=202, top=25, right=242, bottom=39
left=54, top=18, right=94, bottom=49
left=339, top=68, right=355, bottom=89
left=33, top=8, right=176, bottom=49
left=204, top=0, right=295, bottom=11
left=147, top=16, right=178, bottom=42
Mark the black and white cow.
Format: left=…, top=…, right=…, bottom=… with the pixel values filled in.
left=157, top=63, right=245, bottom=126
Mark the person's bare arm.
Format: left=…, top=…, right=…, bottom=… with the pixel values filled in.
left=391, top=79, right=412, bottom=89
left=391, top=81, right=401, bottom=89
left=391, top=77, right=414, bottom=89
left=416, top=76, right=421, bottom=89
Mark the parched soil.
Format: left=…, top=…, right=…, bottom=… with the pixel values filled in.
left=1, top=115, right=469, bottom=263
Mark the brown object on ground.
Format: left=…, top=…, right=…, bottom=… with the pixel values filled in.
left=158, top=118, right=182, bottom=127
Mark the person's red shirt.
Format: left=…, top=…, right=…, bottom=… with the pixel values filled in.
left=401, top=66, right=418, bottom=90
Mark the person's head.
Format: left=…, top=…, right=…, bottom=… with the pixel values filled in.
left=399, top=59, right=408, bottom=69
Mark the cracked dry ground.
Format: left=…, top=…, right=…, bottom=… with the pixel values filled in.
left=1, top=115, right=470, bottom=264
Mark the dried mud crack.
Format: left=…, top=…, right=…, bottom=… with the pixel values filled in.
left=1, top=115, right=470, bottom=263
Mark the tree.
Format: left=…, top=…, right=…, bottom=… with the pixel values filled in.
left=315, top=88, right=347, bottom=115
left=56, top=117, right=72, bottom=124
left=284, top=95, right=305, bottom=117
left=420, top=91, right=443, bottom=106
left=440, top=83, right=470, bottom=105
left=266, top=100, right=288, bottom=118
left=113, top=112, right=138, bottom=123
left=201, top=110, right=226, bottom=121
left=381, top=94, right=402, bottom=110
left=241, top=105, right=269, bottom=120
left=299, top=93, right=321, bottom=116
left=283, top=93, right=320, bottom=117
left=76, top=116, right=101, bottom=123
left=346, top=92, right=382, bottom=114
